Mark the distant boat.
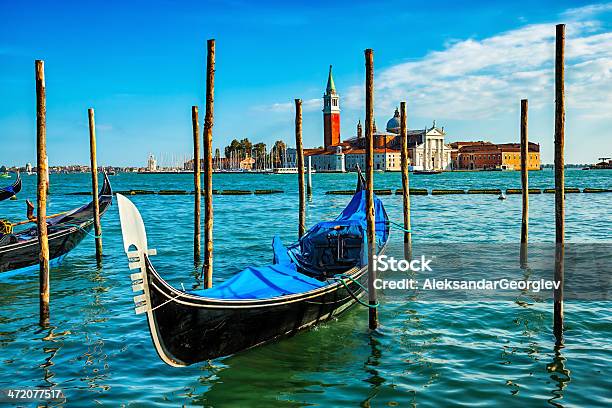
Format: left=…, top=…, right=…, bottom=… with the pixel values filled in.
left=413, top=169, right=442, bottom=175
left=272, top=167, right=298, bottom=174
left=0, top=173, right=10, bottom=179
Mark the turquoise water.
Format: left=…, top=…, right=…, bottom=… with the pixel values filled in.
left=0, top=170, right=610, bottom=407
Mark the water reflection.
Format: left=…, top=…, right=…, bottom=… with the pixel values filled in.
left=546, top=345, right=571, bottom=407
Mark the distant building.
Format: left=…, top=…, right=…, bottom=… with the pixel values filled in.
left=240, top=156, right=255, bottom=170
left=147, top=154, right=157, bottom=172
left=451, top=141, right=541, bottom=170
left=306, top=67, right=451, bottom=172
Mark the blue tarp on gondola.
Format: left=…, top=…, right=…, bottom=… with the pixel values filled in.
left=192, top=262, right=326, bottom=299
left=191, top=189, right=388, bottom=300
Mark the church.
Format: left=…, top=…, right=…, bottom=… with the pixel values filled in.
left=305, top=66, right=452, bottom=172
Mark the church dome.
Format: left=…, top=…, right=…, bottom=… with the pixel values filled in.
left=386, top=108, right=401, bottom=134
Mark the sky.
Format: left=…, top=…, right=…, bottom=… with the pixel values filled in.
left=0, top=0, right=611, bottom=166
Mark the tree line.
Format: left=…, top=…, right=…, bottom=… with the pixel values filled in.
left=223, top=138, right=288, bottom=166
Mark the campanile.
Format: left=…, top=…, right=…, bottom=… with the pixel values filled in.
left=323, top=65, right=340, bottom=148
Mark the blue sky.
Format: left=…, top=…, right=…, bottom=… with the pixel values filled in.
left=1, top=0, right=611, bottom=166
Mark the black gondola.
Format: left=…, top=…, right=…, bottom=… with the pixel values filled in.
left=0, top=174, right=113, bottom=273
left=117, top=171, right=389, bottom=367
left=0, top=172, right=22, bottom=202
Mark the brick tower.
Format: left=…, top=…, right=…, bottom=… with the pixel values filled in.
left=323, top=65, right=340, bottom=149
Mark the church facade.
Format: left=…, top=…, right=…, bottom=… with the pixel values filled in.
left=306, top=67, right=452, bottom=172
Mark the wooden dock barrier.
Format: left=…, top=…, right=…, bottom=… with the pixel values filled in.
left=431, top=189, right=465, bottom=195
left=365, top=48, right=378, bottom=330
left=88, top=108, right=103, bottom=265
left=554, top=23, right=565, bottom=346
left=544, top=187, right=579, bottom=193
left=399, top=102, right=412, bottom=260
left=295, top=99, right=305, bottom=238
left=583, top=188, right=611, bottom=193
left=203, top=39, right=215, bottom=289
left=506, top=188, right=541, bottom=194
left=254, top=189, right=284, bottom=195
left=467, top=189, right=502, bottom=194
left=158, top=190, right=189, bottom=195
left=326, top=190, right=354, bottom=195
left=36, top=60, right=50, bottom=327
left=395, top=188, right=427, bottom=195
left=193, top=106, right=201, bottom=265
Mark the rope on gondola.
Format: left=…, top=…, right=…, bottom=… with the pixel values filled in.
left=0, top=219, right=13, bottom=235
left=60, top=223, right=102, bottom=239
left=377, top=220, right=412, bottom=232
left=332, top=274, right=379, bottom=309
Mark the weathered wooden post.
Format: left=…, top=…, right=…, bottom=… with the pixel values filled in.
left=400, top=102, right=412, bottom=260
left=192, top=106, right=201, bottom=265
left=295, top=99, right=306, bottom=238
left=553, top=24, right=565, bottom=345
left=520, top=99, right=529, bottom=268
left=203, top=39, right=215, bottom=288
left=88, top=108, right=103, bottom=265
left=365, top=48, right=378, bottom=329
left=36, top=60, right=50, bottom=327
left=307, top=156, right=312, bottom=196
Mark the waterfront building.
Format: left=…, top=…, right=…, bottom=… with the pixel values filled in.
left=451, top=141, right=541, bottom=170
left=306, top=68, right=452, bottom=172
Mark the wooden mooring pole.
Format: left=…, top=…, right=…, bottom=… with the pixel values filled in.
left=365, top=48, right=378, bottom=330
left=36, top=60, right=50, bottom=327
left=307, top=156, right=312, bottom=196
left=192, top=106, right=201, bottom=265
left=554, top=24, right=565, bottom=345
left=399, top=101, right=412, bottom=260
left=295, top=99, right=305, bottom=238
left=88, top=108, right=103, bottom=265
left=520, top=99, right=528, bottom=268
left=203, top=39, right=215, bottom=288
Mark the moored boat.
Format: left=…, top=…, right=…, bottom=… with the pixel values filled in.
left=0, top=174, right=112, bottom=273
left=117, top=171, right=389, bottom=366
left=0, top=172, right=22, bottom=202
left=413, top=169, right=442, bottom=175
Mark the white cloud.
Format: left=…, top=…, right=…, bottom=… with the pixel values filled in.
left=562, top=2, right=612, bottom=20
left=254, top=98, right=320, bottom=113
left=262, top=4, right=611, bottom=123
left=342, top=19, right=611, bottom=120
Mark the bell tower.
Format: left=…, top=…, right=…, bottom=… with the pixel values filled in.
left=323, top=65, right=340, bottom=149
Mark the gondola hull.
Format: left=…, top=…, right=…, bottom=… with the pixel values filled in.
left=0, top=224, right=91, bottom=272
left=0, top=174, right=112, bottom=273
left=0, top=172, right=22, bottom=202
left=136, top=256, right=374, bottom=366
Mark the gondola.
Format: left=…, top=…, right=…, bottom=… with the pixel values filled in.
left=0, top=172, right=22, bottom=202
left=117, top=170, right=389, bottom=366
left=0, top=174, right=112, bottom=273
left=413, top=169, right=442, bottom=175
